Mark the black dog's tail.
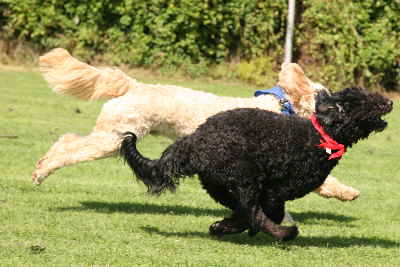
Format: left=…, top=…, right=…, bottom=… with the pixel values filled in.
left=120, top=132, right=191, bottom=195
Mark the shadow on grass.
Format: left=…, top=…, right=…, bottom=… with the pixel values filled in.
left=53, top=201, right=227, bottom=217
left=53, top=201, right=357, bottom=223
left=290, top=211, right=358, bottom=224
left=141, top=226, right=399, bottom=248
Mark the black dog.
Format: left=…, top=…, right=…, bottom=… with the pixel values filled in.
left=120, top=87, right=392, bottom=241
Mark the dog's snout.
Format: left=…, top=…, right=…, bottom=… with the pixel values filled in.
left=385, top=99, right=394, bottom=112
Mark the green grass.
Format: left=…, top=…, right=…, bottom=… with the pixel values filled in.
left=0, top=69, right=399, bottom=266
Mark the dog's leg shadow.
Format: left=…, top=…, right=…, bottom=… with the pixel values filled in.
left=52, top=201, right=228, bottom=218
left=290, top=211, right=359, bottom=225
left=140, top=226, right=400, bottom=248
left=140, top=225, right=275, bottom=246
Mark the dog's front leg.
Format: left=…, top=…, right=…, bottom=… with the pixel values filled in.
left=314, top=175, right=360, bottom=201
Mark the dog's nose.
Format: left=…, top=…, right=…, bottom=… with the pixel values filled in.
left=387, top=99, right=393, bottom=108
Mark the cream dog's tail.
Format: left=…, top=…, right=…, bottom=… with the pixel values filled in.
left=39, top=48, right=135, bottom=100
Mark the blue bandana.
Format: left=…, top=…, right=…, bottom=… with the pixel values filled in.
left=254, top=86, right=296, bottom=115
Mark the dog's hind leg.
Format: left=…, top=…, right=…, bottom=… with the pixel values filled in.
left=32, top=131, right=123, bottom=184
left=200, top=178, right=238, bottom=210
left=200, top=177, right=250, bottom=237
left=32, top=96, right=154, bottom=185
left=209, top=210, right=250, bottom=237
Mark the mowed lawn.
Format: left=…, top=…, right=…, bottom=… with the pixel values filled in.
left=1, top=69, right=399, bottom=266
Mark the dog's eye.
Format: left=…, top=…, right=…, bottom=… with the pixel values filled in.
left=325, top=105, right=336, bottom=111
left=318, top=104, right=337, bottom=113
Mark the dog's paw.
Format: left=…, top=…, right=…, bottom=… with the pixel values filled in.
left=339, top=187, right=360, bottom=201
left=316, top=176, right=360, bottom=201
left=247, top=228, right=259, bottom=237
left=275, top=225, right=299, bottom=241
left=32, top=157, right=55, bottom=184
left=209, top=222, right=225, bottom=238
left=31, top=170, right=48, bottom=185
left=209, top=219, right=248, bottom=237
left=317, top=186, right=360, bottom=201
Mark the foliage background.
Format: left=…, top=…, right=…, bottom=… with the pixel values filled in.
left=0, top=0, right=399, bottom=91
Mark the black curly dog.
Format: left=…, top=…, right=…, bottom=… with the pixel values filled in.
left=120, top=87, right=392, bottom=241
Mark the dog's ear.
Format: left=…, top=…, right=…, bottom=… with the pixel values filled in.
left=316, top=90, right=330, bottom=99
left=315, top=90, right=347, bottom=126
left=315, top=90, right=331, bottom=106
left=337, top=87, right=366, bottom=102
left=278, top=63, right=315, bottom=98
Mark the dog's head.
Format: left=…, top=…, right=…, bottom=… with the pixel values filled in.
left=315, top=87, right=393, bottom=142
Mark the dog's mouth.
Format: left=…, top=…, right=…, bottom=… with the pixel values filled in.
left=368, top=117, right=388, bottom=132
left=362, top=100, right=393, bottom=132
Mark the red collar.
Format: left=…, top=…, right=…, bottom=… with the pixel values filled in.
left=310, top=114, right=346, bottom=160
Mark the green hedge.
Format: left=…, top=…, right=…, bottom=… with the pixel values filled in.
left=299, top=0, right=400, bottom=91
left=1, top=0, right=399, bottom=91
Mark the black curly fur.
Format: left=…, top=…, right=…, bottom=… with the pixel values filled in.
left=120, top=87, right=392, bottom=241
left=120, top=133, right=181, bottom=194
